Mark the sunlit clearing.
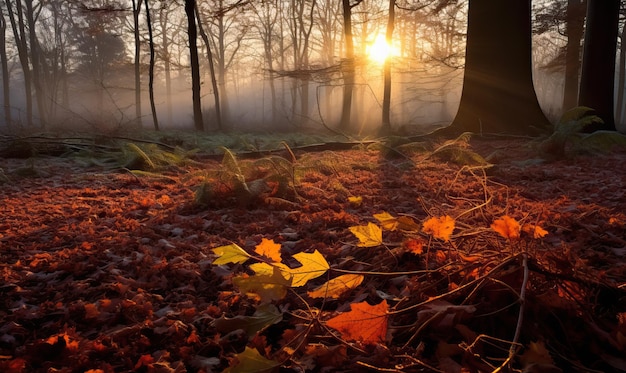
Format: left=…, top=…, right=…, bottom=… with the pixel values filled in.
left=367, top=34, right=398, bottom=64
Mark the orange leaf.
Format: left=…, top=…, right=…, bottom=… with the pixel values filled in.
left=522, top=224, right=548, bottom=239
left=326, top=300, right=388, bottom=344
left=491, top=216, right=521, bottom=240
left=422, top=215, right=455, bottom=242
left=403, top=238, right=424, bottom=255
left=254, top=238, right=282, bottom=263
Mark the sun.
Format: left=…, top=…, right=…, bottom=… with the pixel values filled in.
left=367, top=34, right=398, bottom=64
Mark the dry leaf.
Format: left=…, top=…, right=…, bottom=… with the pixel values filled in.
left=522, top=224, right=548, bottom=239
left=326, top=300, right=389, bottom=344
left=212, top=243, right=251, bottom=265
left=403, top=238, right=424, bottom=255
left=254, top=238, right=282, bottom=262
left=250, top=250, right=329, bottom=287
left=348, top=196, right=363, bottom=207
left=349, top=222, right=384, bottom=247
left=422, top=215, right=455, bottom=242
left=491, top=216, right=521, bottom=240
left=373, top=211, right=398, bottom=230
left=308, top=274, right=364, bottom=299
left=225, top=347, right=281, bottom=373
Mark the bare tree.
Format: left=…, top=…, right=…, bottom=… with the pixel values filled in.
left=0, top=5, right=11, bottom=127
left=381, top=0, right=395, bottom=134
left=144, top=0, right=159, bottom=130
left=339, top=0, right=362, bottom=131
left=563, top=0, right=585, bottom=111
left=195, top=1, right=222, bottom=130
left=131, top=0, right=142, bottom=127
left=185, top=0, right=204, bottom=131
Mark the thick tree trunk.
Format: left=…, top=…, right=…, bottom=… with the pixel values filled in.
left=185, top=0, right=204, bottom=131
left=448, top=0, right=550, bottom=136
left=578, top=0, right=619, bottom=131
left=562, top=0, right=585, bottom=112
left=616, top=19, right=626, bottom=126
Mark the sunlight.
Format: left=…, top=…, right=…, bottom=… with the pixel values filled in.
left=367, top=34, right=398, bottom=64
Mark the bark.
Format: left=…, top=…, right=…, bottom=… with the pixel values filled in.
left=132, top=0, right=142, bottom=127
left=380, top=0, right=395, bottom=134
left=185, top=0, right=204, bottom=131
left=5, top=0, right=33, bottom=126
left=617, top=17, right=626, bottom=125
left=24, top=0, right=46, bottom=127
left=195, top=2, right=223, bottom=130
left=339, top=0, right=361, bottom=131
left=562, top=0, right=585, bottom=112
left=0, top=9, right=11, bottom=127
left=144, top=0, right=159, bottom=130
left=447, top=0, right=550, bottom=136
left=578, top=0, right=619, bottom=131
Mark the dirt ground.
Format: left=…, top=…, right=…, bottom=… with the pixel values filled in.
left=0, top=135, right=625, bottom=372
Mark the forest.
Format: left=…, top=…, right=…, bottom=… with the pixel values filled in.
left=1, top=0, right=626, bottom=372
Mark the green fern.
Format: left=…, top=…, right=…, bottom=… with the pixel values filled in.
left=429, top=132, right=491, bottom=167
left=539, top=106, right=604, bottom=158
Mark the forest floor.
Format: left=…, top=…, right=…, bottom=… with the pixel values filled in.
left=0, top=131, right=625, bottom=373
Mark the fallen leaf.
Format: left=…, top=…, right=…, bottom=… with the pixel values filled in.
left=212, top=303, right=283, bottom=337
left=212, top=243, right=251, bottom=265
left=491, top=216, right=521, bottom=240
left=225, top=347, right=281, bottom=373
left=403, top=238, right=424, bottom=255
left=254, top=238, right=282, bottom=263
left=373, top=212, right=398, bottom=230
left=308, top=274, right=364, bottom=299
left=326, top=300, right=389, bottom=344
left=396, top=216, right=421, bottom=231
left=349, top=222, right=384, bottom=247
left=348, top=196, right=363, bottom=207
left=250, top=250, right=329, bottom=287
left=422, top=215, right=455, bottom=242
left=233, top=268, right=292, bottom=302
left=522, top=224, right=548, bottom=239
left=520, top=341, right=555, bottom=367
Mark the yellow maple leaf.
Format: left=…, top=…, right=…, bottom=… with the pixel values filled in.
left=422, top=215, right=455, bottom=242
left=491, top=216, right=521, bottom=240
left=348, top=196, right=363, bottom=207
left=326, top=300, right=389, bottom=344
left=224, top=347, right=281, bottom=373
left=308, top=274, right=364, bottom=299
left=373, top=212, right=398, bottom=231
left=349, top=222, right=384, bottom=247
left=212, top=243, right=251, bottom=265
left=254, top=238, right=282, bottom=262
left=233, top=267, right=292, bottom=302
left=249, top=250, right=329, bottom=287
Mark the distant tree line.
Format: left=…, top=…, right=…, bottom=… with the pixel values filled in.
left=0, top=0, right=624, bottom=136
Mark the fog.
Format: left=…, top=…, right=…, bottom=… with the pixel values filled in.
left=0, top=0, right=620, bottom=134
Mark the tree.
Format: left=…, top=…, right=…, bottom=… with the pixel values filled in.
left=339, top=0, right=362, bottom=131
left=446, top=0, right=551, bottom=136
left=144, top=0, right=159, bottom=130
left=131, top=0, right=142, bottom=127
left=380, top=0, right=395, bottom=134
left=577, top=0, right=619, bottom=131
left=195, top=1, right=222, bottom=130
left=562, top=0, right=585, bottom=111
left=5, top=0, right=33, bottom=126
left=185, top=0, right=204, bottom=131
left=0, top=6, right=11, bottom=127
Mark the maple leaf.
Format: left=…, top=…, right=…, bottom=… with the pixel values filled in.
left=519, top=341, right=558, bottom=371
left=373, top=212, right=398, bottom=231
left=212, top=303, right=283, bottom=337
left=349, top=222, right=384, bottom=247
left=396, top=216, right=421, bottom=231
left=254, top=238, right=282, bottom=262
left=403, top=238, right=424, bottom=255
left=308, top=274, right=364, bottom=299
left=250, top=250, right=329, bottom=287
left=326, top=300, right=389, bottom=344
left=224, top=347, right=281, bottom=373
left=212, top=243, right=251, bottom=265
left=491, top=216, right=521, bottom=240
left=233, top=267, right=292, bottom=302
left=422, top=215, right=455, bottom=242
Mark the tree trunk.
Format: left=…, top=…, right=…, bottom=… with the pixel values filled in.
left=5, top=0, right=33, bottom=127
left=185, top=0, right=204, bottom=131
left=380, top=0, right=395, bottom=134
left=25, top=0, right=46, bottom=128
left=0, top=10, right=11, bottom=127
left=578, top=0, right=619, bottom=131
left=144, top=0, right=159, bottom=130
left=562, top=0, right=585, bottom=112
left=339, top=0, right=361, bottom=131
left=132, top=0, right=142, bottom=127
left=616, top=17, right=626, bottom=126
left=447, top=0, right=550, bottom=136
left=195, top=2, right=223, bottom=130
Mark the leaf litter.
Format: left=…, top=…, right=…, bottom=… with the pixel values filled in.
left=0, top=135, right=625, bottom=372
